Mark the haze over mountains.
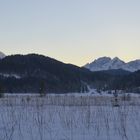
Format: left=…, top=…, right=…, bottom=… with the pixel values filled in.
left=84, top=57, right=140, bottom=72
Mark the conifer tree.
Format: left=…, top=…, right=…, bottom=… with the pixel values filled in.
left=0, top=85, right=4, bottom=98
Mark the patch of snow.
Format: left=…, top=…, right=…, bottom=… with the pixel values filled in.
left=0, top=73, right=21, bottom=79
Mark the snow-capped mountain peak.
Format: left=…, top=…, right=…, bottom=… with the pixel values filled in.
left=108, top=57, right=125, bottom=68
left=112, top=57, right=121, bottom=61
left=84, top=57, right=140, bottom=72
left=85, top=57, right=111, bottom=71
left=0, top=52, right=6, bottom=59
left=94, top=57, right=111, bottom=66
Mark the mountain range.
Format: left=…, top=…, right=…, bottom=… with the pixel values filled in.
left=84, top=57, right=140, bottom=72
left=0, top=52, right=140, bottom=93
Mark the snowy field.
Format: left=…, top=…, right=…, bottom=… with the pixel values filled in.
left=0, top=94, right=140, bottom=140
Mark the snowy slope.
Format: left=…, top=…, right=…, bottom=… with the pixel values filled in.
left=123, top=60, right=140, bottom=72
left=85, top=57, right=140, bottom=72
left=0, top=51, right=6, bottom=59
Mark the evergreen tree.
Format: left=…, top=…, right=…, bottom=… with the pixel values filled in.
left=39, top=81, right=46, bottom=97
left=0, top=85, right=4, bottom=98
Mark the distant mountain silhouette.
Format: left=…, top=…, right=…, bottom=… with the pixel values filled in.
left=0, top=54, right=140, bottom=93
left=0, top=54, right=92, bottom=93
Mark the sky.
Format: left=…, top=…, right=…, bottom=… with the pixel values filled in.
left=0, top=0, right=140, bottom=66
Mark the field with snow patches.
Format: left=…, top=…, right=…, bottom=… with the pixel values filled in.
left=0, top=94, right=140, bottom=140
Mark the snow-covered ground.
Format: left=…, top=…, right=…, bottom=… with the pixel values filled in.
left=0, top=94, right=140, bottom=140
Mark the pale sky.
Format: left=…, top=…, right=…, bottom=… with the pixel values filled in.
left=0, top=0, right=140, bottom=66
